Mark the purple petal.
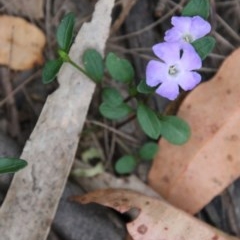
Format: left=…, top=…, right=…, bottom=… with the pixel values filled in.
left=180, top=44, right=202, bottom=70
left=164, top=28, right=184, bottom=43
left=146, top=60, right=167, bottom=87
left=190, top=16, right=211, bottom=39
left=171, top=16, right=192, bottom=32
left=155, top=81, right=179, bottom=100
left=152, top=42, right=180, bottom=64
left=177, top=71, right=201, bottom=91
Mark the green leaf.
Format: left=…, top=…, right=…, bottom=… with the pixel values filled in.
left=0, top=158, right=27, bottom=174
left=106, top=53, right=134, bottom=83
left=99, top=102, right=132, bottom=120
left=192, top=36, right=216, bottom=60
left=139, top=142, right=159, bottom=161
left=115, top=155, right=137, bottom=174
left=102, top=87, right=123, bottom=107
left=137, top=104, right=162, bottom=140
left=42, top=59, right=63, bottom=84
left=137, top=79, right=155, bottom=94
left=160, top=116, right=191, bottom=145
left=182, top=0, right=210, bottom=19
left=56, top=12, right=75, bottom=52
left=83, top=49, right=104, bottom=83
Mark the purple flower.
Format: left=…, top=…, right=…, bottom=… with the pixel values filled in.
left=164, top=16, right=211, bottom=46
left=146, top=42, right=202, bottom=100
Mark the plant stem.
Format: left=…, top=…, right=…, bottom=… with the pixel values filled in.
left=58, top=49, right=95, bottom=82
left=68, top=59, right=89, bottom=78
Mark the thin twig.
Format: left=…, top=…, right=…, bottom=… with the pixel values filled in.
left=0, top=70, right=41, bottom=107
left=86, top=119, right=139, bottom=144
left=216, top=14, right=240, bottom=43
left=213, top=31, right=235, bottom=50
left=110, top=0, right=185, bottom=42
left=0, top=68, right=21, bottom=140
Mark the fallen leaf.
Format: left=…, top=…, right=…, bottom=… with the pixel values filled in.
left=72, top=189, right=239, bottom=240
left=0, top=15, right=46, bottom=70
left=148, top=48, right=240, bottom=214
left=0, top=0, right=44, bottom=19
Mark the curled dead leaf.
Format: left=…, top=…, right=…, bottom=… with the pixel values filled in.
left=0, top=15, right=46, bottom=70
left=72, top=189, right=238, bottom=240
left=148, top=48, right=240, bottom=214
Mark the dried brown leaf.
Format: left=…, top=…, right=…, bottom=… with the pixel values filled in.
left=0, top=15, right=46, bottom=70
left=149, top=48, right=240, bottom=214
left=73, top=189, right=239, bottom=240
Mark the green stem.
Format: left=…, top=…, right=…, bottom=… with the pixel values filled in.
left=68, top=58, right=89, bottom=77
left=58, top=49, right=94, bottom=81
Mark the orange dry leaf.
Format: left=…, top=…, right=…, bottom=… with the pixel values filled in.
left=148, top=48, right=240, bottom=214
left=0, top=15, right=46, bottom=70
left=73, top=189, right=239, bottom=240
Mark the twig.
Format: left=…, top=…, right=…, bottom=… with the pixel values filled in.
left=86, top=119, right=139, bottom=144
left=110, top=0, right=185, bottom=42
left=0, top=68, right=21, bottom=141
left=0, top=70, right=41, bottom=107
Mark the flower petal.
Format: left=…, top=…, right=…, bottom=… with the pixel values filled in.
left=180, top=44, right=202, bottom=70
left=146, top=60, right=167, bottom=87
left=164, top=28, right=184, bottom=43
left=190, top=16, right=211, bottom=39
left=156, top=81, right=179, bottom=100
left=152, top=42, right=180, bottom=64
left=177, top=71, right=201, bottom=91
left=171, top=16, right=192, bottom=32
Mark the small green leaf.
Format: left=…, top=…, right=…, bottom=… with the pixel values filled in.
left=106, top=53, right=134, bottom=83
left=192, top=36, right=216, bottom=60
left=0, top=158, right=27, bottom=174
left=57, top=12, right=75, bottom=52
left=42, top=59, right=63, bottom=84
left=160, top=116, right=191, bottom=145
left=115, top=155, right=137, bottom=174
left=137, top=104, right=162, bottom=140
left=99, top=102, right=132, bottom=120
left=182, top=0, right=210, bottom=19
left=137, top=79, right=155, bottom=94
left=83, top=49, right=104, bottom=83
left=139, top=142, right=159, bottom=161
left=102, top=87, right=123, bottom=107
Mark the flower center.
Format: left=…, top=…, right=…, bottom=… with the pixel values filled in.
left=168, top=65, right=179, bottom=76
left=183, top=34, right=193, bottom=43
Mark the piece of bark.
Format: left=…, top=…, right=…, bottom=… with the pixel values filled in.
left=0, top=0, right=114, bottom=239
left=0, top=0, right=44, bottom=19
left=148, top=48, right=240, bottom=214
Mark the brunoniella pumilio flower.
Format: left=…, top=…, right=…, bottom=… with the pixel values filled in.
left=164, top=16, right=211, bottom=46
left=146, top=15, right=211, bottom=100
left=146, top=42, right=202, bottom=100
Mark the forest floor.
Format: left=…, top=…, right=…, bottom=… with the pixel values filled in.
left=0, top=0, right=240, bottom=239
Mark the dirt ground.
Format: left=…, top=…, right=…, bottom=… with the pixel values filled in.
left=0, top=0, right=239, bottom=239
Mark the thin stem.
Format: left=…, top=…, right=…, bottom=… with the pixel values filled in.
left=68, top=59, right=89, bottom=78
left=58, top=49, right=95, bottom=82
